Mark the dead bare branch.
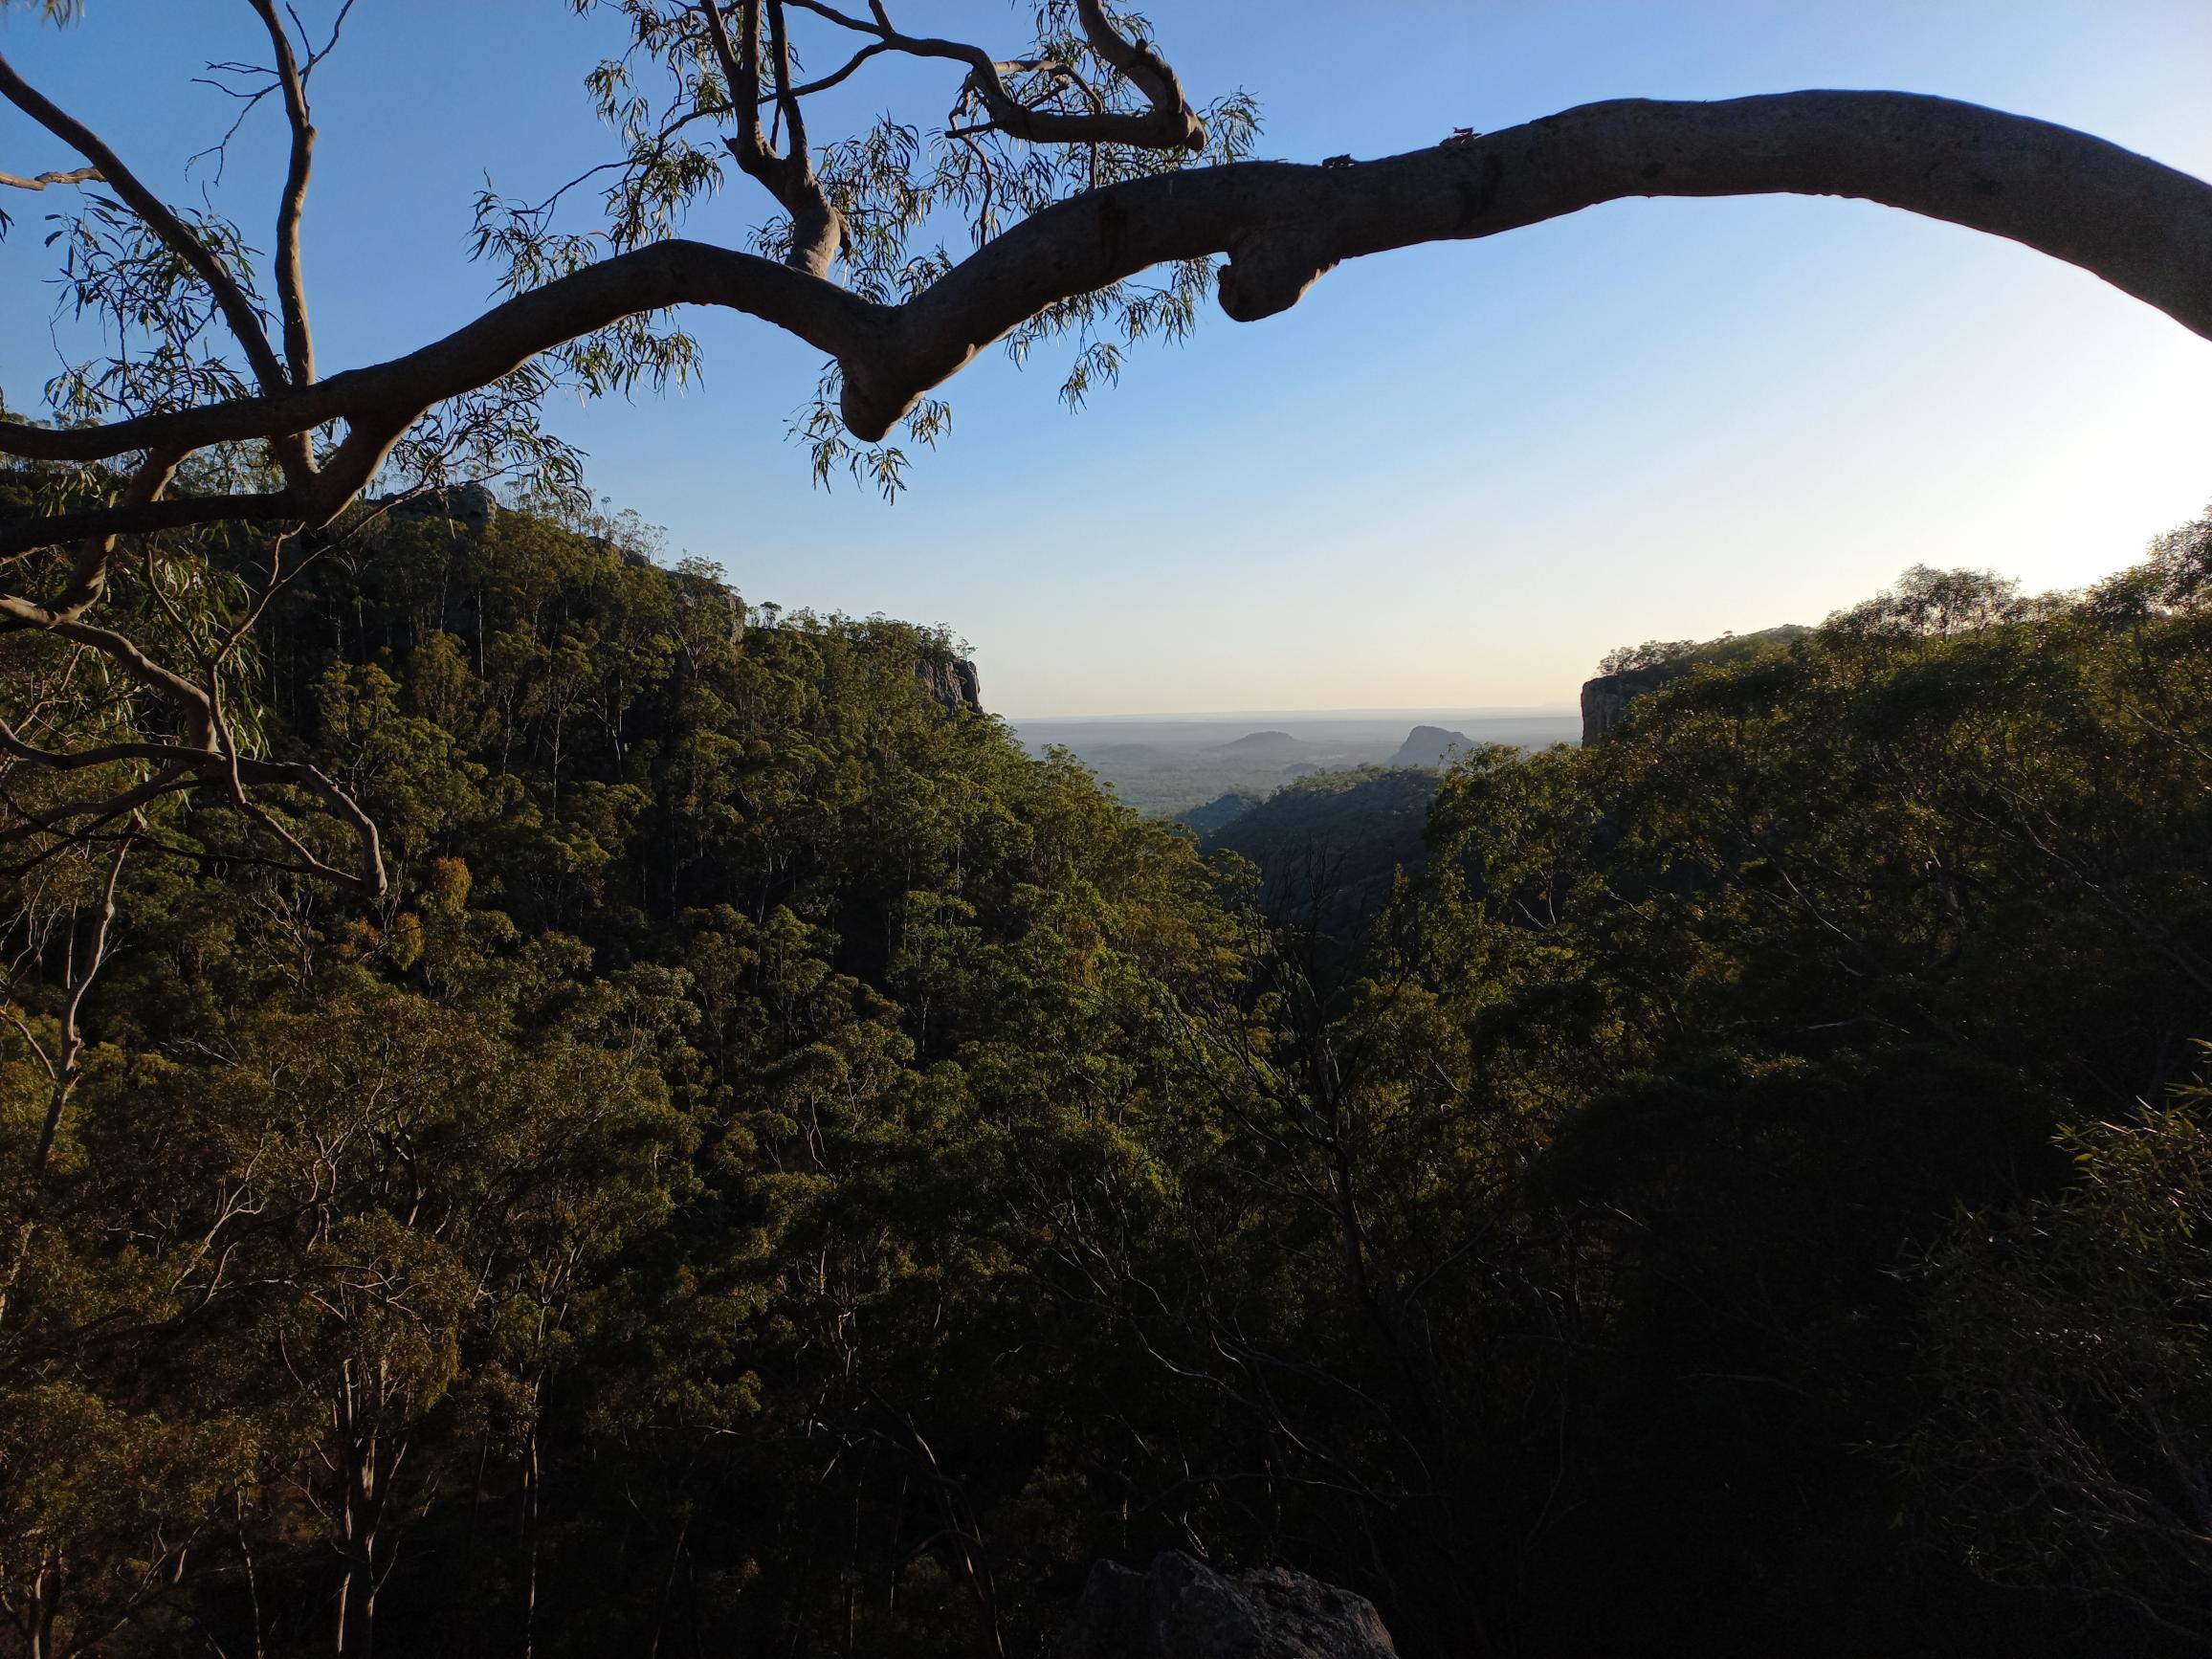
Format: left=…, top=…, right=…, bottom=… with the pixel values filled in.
left=0, top=163, right=100, bottom=190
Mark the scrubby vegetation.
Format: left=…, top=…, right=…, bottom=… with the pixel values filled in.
left=1595, top=621, right=1812, bottom=677
left=4, top=497, right=2210, bottom=1657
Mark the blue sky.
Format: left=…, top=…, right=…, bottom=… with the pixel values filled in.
left=3, top=1, right=2208, bottom=714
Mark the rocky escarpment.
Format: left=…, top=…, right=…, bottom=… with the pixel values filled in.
left=1058, top=1554, right=1397, bottom=1659
left=1582, top=624, right=1812, bottom=743
left=379, top=478, right=980, bottom=712
left=1579, top=668, right=1673, bottom=745
left=376, top=481, right=500, bottom=532
left=914, top=653, right=984, bottom=714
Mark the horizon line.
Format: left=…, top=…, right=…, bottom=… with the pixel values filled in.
left=1003, top=705, right=1582, bottom=723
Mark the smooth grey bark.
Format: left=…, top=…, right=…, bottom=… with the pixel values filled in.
left=0, top=89, right=2203, bottom=542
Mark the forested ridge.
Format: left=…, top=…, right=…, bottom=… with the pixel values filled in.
left=3, top=488, right=2210, bottom=1657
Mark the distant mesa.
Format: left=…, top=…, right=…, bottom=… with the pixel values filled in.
left=1213, top=729, right=1311, bottom=756
left=1281, top=760, right=1324, bottom=778
left=1388, top=723, right=1471, bottom=768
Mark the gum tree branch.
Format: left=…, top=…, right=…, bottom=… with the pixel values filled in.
left=32, top=826, right=129, bottom=1175
left=0, top=824, right=138, bottom=1334
left=0, top=47, right=290, bottom=397
left=782, top=0, right=1205, bottom=149
left=764, top=0, right=807, bottom=166
left=246, top=0, right=321, bottom=386
left=0, top=163, right=99, bottom=190
left=0, top=597, right=219, bottom=721
left=784, top=37, right=893, bottom=100
left=695, top=0, right=843, bottom=275
left=0, top=769, right=191, bottom=870
left=52, top=449, right=183, bottom=620
left=698, top=0, right=766, bottom=180
left=0, top=91, right=2202, bottom=543
left=0, top=713, right=386, bottom=893
left=0, top=235, right=883, bottom=479
left=1068, top=0, right=1203, bottom=148
left=0, top=492, right=303, bottom=562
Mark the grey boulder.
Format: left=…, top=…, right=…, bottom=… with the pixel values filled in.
left=1057, top=1552, right=1397, bottom=1659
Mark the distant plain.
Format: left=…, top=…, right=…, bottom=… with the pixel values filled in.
left=1008, top=709, right=1581, bottom=814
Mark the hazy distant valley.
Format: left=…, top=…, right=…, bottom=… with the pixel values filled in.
left=1009, top=709, right=1581, bottom=815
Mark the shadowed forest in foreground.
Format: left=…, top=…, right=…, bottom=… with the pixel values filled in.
left=3, top=486, right=2210, bottom=1657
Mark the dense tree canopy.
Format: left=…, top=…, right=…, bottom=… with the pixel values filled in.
left=2, top=492, right=2209, bottom=1655
left=6, top=8, right=2212, bottom=1652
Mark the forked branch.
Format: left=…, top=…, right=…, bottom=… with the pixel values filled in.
left=693, top=0, right=842, bottom=276
left=785, top=0, right=1206, bottom=150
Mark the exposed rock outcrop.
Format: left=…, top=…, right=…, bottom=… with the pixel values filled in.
left=914, top=654, right=983, bottom=714
left=587, top=532, right=658, bottom=570
left=1057, top=1554, right=1397, bottom=1659
left=380, top=481, right=498, bottom=532
left=1582, top=625, right=1811, bottom=743
left=1579, top=668, right=1672, bottom=745
left=672, top=568, right=745, bottom=645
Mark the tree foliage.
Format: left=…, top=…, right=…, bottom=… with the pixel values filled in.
left=4, top=493, right=2212, bottom=1655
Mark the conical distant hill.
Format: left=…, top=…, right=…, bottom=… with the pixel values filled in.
left=1387, top=724, right=1470, bottom=767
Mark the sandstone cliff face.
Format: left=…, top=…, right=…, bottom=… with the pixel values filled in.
left=914, top=654, right=984, bottom=714
left=1582, top=625, right=1811, bottom=742
left=380, top=481, right=499, bottom=532
left=1579, top=668, right=1672, bottom=745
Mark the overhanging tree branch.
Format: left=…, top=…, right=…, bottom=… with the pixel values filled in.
left=0, top=706, right=387, bottom=895
left=0, top=89, right=2204, bottom=512
left=0, top=236, right=884, bottom=481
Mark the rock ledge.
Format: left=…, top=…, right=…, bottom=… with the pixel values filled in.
left=1057, top=1552, right=1396, bottom=1659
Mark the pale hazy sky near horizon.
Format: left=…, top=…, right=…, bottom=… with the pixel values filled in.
left=3, top=2, right=2208, bottom=715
